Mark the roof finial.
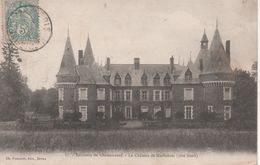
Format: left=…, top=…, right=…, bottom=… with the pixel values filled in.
left=189, top=51, right=192, bottom=62
left=178, top=56, right=180, bottom=65
left=204, top=28, right=206, bottom=34
left=216, top=18, right=218, bottom=29
left=67, top=25, right=70, bottom=37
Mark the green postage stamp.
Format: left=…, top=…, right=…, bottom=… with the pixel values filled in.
left=2, top=0, right=52, bottom=52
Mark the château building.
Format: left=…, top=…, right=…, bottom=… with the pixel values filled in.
left=56, top=23, right=234, bottom=122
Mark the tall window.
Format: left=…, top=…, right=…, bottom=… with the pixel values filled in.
left=153, top=106, right=161, bottom=119
left=97, top=105, right=105, bottom=119
left=114, top=73, right=121, bottom=86
left=125, top=73, right=132, bottom=86
left=153, top=73, right=160, bottom=86
left=58, top=88, right=64, bottom=101
left=109, top=105, right=113, bottom=119
left=208, top=105, right=213, bottom=112
left=185, top=68, right=192, bottom=81
left=109, top=89, right=112, bottom=101
left=184, top=106, right=193, bottom=119
left=165, top=108, right=171, bottom=118
left=164, top=91, right=170, bottom=101
left=153, top=90, right=161, bottom=101
left=97, top=88, right=105, bottom=100
left=141, top=90, right=148, bottom=101
left=224, top=106, right=231, bottom=120
left=125, top=106, right=132, bottom=119
left=124, top=90, right=132, bottom=101
left=184, top=88, right=194, bottom=101
left=59, top=106, right=63, bottom=119
left=223, top=87, right=232, bottom=100
left=79, top=106, right=88, bottom=121
left=79, top=88, right=88, bottom=100
left=141, top=73, right=148, bottom=86
left=114, top=90, right=121, bottom=101
left=164, top=73, right=171, bottom=86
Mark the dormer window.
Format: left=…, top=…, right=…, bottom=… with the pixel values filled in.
left=125, top=73, right=132, bottom=86
left=185, top=68, right=192, bottom=81
left=114, top=73, right=121, bottom=86
left=153, top=73, right=160, bottom=86
left=141, top=73, right=148, bottom=86
left=164, top=73, right=171, bottom=86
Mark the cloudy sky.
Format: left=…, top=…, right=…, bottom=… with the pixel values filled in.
left=0, top=0, right=257, bottom=90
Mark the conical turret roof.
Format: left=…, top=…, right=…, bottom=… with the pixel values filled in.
left=205, top=28, right=232, bottom=73
left=83, top=36, right=95, bottom=66
left=201, top=30, right=209, bottom=42
left=57, top=35, right=78, bottom=77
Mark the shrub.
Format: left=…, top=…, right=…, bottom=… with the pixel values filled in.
left=112, top=111, right=124, bottom=122
left=139, top=112, right=152, bottom=121
left=175, top=111, right=184, bottom=120
left=155, top=111, right=164, bottom=120
left=199, top=111, right=216, bottom=122
left=63, top=111, right=82, bottom=122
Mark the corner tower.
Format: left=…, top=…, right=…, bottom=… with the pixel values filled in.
left=56, top=33, right=78, bottom=119
left=199, top=22, right=235, bottom=121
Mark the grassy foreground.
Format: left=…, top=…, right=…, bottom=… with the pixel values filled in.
left=0, top=129, right=256, bottom=152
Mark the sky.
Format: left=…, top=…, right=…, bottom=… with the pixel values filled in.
left=0, top=0, right=257, bottom=90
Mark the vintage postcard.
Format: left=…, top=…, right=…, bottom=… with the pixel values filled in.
left=0, top=0, right=257, bottom=164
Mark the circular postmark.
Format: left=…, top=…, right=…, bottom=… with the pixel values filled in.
left=7, top=5, right=52, bottom=52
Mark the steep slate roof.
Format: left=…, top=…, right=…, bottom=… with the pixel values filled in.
left=106, top=64, right=185, bottom=86
left=175, top=32, right=209, bottom=84
left=83, top=36, right=95, bottom=66
left=57, top=36, right=78, bottom=76
left=76, top=65, right=108, bottom=84
left=175, top=27, right=233, bottom=84
left=175, top=64, right=201, bottom=84
left=205, top=28, right=232, bottom=73
left=201, top=32, right=209, bottom=42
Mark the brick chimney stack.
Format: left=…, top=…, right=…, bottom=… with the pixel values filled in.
left=106, top=57, right=110, bottom=70
left=226, top=40, right=230, bottom=64
left=170, top=56, right=174, bottom=73
left=78, top=50, right=83, bottom=65
left=134, top=58, right=140, bottom=70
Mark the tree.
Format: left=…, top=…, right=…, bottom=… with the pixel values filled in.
left=30, top=88, right=47, bottom=113
left=43, top=88, right=58, bottom=118
left=29, top=88, right=58, bottom=118
left=0, top=42, right=30, bottom=121
left=233, top=69, right=257, bottom=130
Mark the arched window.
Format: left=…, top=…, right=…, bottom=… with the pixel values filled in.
left=114, top=73, right=121, bottom=85
left=141, top=73, right=148, bottom=86
left=185, top=68, right=192, bottom=81
left=125, top=73, right=132, bottom=86
left=153, top=73, right=160, bottom=86
left=164, top=73, right=171, bottom=86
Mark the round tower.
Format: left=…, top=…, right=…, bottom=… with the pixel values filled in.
left=56, top=33, right=78, bottom=119
left=199, top=24, right=235, bottom=121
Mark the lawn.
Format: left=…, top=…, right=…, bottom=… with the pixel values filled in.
left=0, top=129, right=256, bottom=152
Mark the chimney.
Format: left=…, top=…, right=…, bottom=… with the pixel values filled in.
left=106, top=57, right=110, bottom=70
left=199, top=59, right=203, bottom=71
left=78, top=50, right=83, bottom=65
left=170, top=56, right=174, bottom=73
left=226, top=40, right=230, bottom=64
left=134, top=58, right=140, bottom=70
